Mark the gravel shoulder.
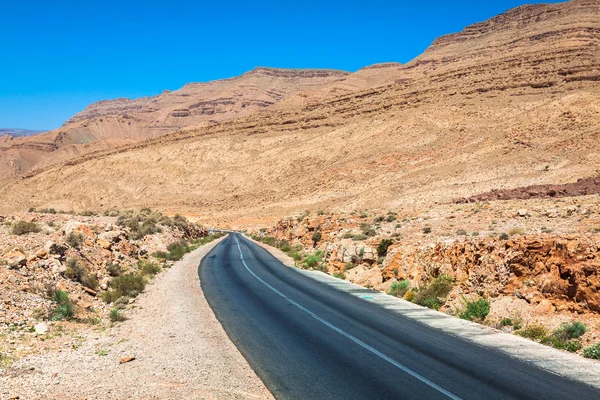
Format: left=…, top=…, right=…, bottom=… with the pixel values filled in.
left=1, top=235, right=274, bottom=400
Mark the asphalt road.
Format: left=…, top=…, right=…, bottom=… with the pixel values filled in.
left=199, top=233, right=600, bottom=400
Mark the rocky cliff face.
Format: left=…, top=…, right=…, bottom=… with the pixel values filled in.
left=256, top=195, right=600, bottom=346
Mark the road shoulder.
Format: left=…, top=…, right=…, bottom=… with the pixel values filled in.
left=2, top=235, right=274, bottom=400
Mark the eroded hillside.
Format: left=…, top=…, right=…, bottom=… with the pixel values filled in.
left=0, top=0, right=599, bottom=224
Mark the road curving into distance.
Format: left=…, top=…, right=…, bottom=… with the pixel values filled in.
left=200, top=233, right=600, bottom=400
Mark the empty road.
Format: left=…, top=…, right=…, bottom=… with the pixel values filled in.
left=199, top=233, right=599, bottom=399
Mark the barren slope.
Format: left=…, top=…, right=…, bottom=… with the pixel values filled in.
left=0, top=68, right=349, bottom=176
left=1, top=0, right=599, bottom=224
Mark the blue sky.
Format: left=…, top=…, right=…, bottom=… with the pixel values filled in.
left=0, top=0, right=563, bottom=130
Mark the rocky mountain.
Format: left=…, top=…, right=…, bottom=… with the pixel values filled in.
left=0, top=68, right=350, bottom=176
left=0, top=0, right=599, bottom=223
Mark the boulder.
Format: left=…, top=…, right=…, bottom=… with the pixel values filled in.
left=34, top=322, right=48, bottom=335
left=65, top=221, right=95, bottom=239
left=4, top=249, right=26, bottom=268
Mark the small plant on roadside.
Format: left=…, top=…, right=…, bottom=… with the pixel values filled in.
left=302, top=250, right=325, bottom=271
left=388, top=280, right=410, bottom=298
left=102, top=273, right=146, bottom=303
left=51, top=290, right=74, bottom=321
left=110, top=307, right=127, bottom=322
left=457, top=297, right=490, bottom=322
left=333, top=272, right=346, bottom=280
left=583, top=343, right=600, bottom=359
left=515, top=324, right=549, bottom=341
left=96, top=349, right=109, bottom=356
left=11, top=220, right=41, bottom=235
left=412, top=275, right=453, bottom=310
left=499, top=317, right=513, bottom=327
left=138, top=259, right=161, bottom=276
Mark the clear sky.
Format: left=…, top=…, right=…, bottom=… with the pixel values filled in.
left=1, top=0, right=564, bottom=130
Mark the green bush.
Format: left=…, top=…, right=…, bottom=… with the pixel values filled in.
left=344, top=262, right=357, bottom=271
left=110, top=307, right=126, bottom=322
left=333, top=272, right=346, bottom=280
left=515, top=324, right=549, bottom=341
left=374, top=215, right=385, bottom=223
left=412, top=275, right=453, bottom=310
left=11, top=220, right=41, bottom=235
left=107, top=262, right=122, bottom=277
left=303, top=250, right=325, bottom=270
left=423, top=227, right=432, bottom=234
left=352, top=234, right=368, bottom=241
left=556, top=321, right=586, bottom=339
left=102, top=273, right=146, bottom=303
left=583, top=343, right=600, bottom=359
left=312, top=231, right=322, bottom=243
left=51, top=290, right=74, bottom=321
left=64, top=257, right=99, bottom=290
left=499, top=317, right=513, bottom=327
left=377, top=239, right=394, bottom=257
left=66, top=232, right=85, bottom=248
left=388, top=280, right=410, bottom=297
left=138, top=259, right=161, bottom=276
left=458, top=297, right=490, bottom=322
left=386, top=215, right=397, bottom=222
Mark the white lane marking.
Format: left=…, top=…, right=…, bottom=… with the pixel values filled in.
left=235, top=238, right=462, bottom=400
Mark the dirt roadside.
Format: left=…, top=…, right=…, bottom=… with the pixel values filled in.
left=1, top=235, right=274, bottom=400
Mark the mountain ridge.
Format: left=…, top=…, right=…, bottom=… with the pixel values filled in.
left=1, top=0, right=599, bottom=224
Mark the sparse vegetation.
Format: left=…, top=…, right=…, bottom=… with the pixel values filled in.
left=412, top=275, right=453, bottom=310
left=457, top=297, right=490, bottom=322
left=456, top=229, right=467, bottom=236
left=499, top=232, right=510, bottom=240
left=333, top=272, right=346, bottom=280
left=423, top=226, right=432, bottom=234
left=302, top=250, right=325, bottom=271
left=312, top=231, right=322, bottom=244
left=11, top=220, right=41, bottom=235
left=107, top=262, right=122, bottom=277
left=138, top=259, right=161, bottom=276
left=516, top=324, right=549, bottom=341
left=51, top=290, right=74, bottom=321
left=508, top=227, right=524, bottom=236
left=64, top=257, right=99, bottom=290
left=583, top=343, right=600, bottom=359
left=66, top=231, right=85, bottom=248
left=102, top=273, right=146, bottom=303
left=388, top=280, right=410, bottom=298
left=377, top=239, right=394, bottom=257
left=110, top=307, right=126, bottom=322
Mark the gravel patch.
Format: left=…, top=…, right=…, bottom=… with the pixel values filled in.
left=1, top=235, right=273, bottom=399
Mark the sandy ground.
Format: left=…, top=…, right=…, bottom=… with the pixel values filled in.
left=1, top=236, right=273, bottom=400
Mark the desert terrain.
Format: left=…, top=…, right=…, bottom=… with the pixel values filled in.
left=2, top=0, right=600, bottom=398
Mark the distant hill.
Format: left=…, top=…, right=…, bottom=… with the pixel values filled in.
left=0, top=128, right=47, bottom=137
